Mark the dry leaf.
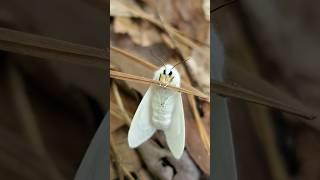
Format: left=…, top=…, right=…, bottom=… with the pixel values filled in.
left=110, top=47, right=154, bottom=94
left=139, top=21, right=162, bottom=46
left=188, top=55, right=210, bottom=95
left=138, top=134, right=201, bottom=180
left=155, top=0, right=209, bottom=42
left=113, top=17, right=138, bottom=34
left=113, top=17, right=162, bottom=47
left=187, top=28, right=210, bottom=94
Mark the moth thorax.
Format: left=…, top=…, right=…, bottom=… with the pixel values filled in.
left=151, top=88, right=176, bottom=130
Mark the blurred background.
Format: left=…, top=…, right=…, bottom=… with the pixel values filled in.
left=4, top=0, right=320, bottom=179
left=0, top=0, right=107, bottom=179
left=214, top=0, right=320, bottom=180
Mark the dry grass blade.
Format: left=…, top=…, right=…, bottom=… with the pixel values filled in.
left=110, top=70, right=210, bottom=102
left=212, top=80, right=316, bottom=120
left=111, top=46, right=157, bottom=70
left=0, top=27, right=107, bottom=69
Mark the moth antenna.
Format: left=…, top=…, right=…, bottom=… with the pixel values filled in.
left=170, top=57, right=192, bottom=71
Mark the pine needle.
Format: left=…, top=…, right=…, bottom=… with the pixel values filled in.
left=110, top=70, right=210, bottom=102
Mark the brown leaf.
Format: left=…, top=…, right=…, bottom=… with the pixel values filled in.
left=113, top=17, right=162, bottom=47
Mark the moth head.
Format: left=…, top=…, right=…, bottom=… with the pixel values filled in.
left=154, top=64, right=180, bottom=87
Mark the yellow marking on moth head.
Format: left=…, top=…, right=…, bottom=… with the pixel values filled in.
left=159, top=73, right=174, bottom=85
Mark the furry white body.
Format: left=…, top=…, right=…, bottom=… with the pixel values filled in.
left=151, top=87, right=176, bottom=130
left=128, top=64, right=185, bottom=159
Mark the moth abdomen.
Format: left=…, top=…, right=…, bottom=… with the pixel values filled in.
left=151, top=90, right=176, bottom=130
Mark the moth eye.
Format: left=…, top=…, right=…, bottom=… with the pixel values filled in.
left=163, top=69, right=166, bottom=74
left=169, top=71, right=172, bottom=76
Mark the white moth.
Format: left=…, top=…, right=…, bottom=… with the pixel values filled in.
left=128, top=64, right=185, bottom=159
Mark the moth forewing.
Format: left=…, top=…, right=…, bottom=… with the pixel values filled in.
left=127, top=87, right=156, bottom=148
